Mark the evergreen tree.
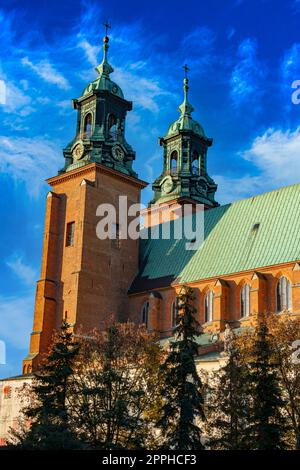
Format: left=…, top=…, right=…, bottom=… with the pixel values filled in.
left=14, top=319, right=81, bottom=449
left=156, top=286, right=205, bottom=450
left=207, top=337, right=252, bottom=450
left=247, top=317, right=287, bottom=450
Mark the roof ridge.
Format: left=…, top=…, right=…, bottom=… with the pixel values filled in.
left=216, top=181, right=300, bottom=209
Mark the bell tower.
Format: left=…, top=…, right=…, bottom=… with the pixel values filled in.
left=150, top=66, right=218, bottom=211
left=23, top=28, right=147, bottom=373
left=62, top=24, right=137, bottom=178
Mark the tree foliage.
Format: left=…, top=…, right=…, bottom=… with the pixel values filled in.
left=68, top=323, right=163, bottom=449
left=156, top=286, right=205, bottom=450
left=206, top=336, right=252, bottom=450
left=13, top=319, right=81, bottom=449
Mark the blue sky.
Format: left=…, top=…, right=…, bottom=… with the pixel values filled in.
left=1, top=0, right=300, bottom=378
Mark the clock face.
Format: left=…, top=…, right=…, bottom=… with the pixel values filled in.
left=112, top=145, right=125, bottom=162
left=161, top=177, right=173, bottom=194
left=72, top=143, right=85, bottom=161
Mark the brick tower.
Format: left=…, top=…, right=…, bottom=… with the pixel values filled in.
left=23, top=30, right=146, bottom=373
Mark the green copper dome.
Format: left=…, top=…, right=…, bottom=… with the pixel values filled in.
left=166, top=76, right=205, bottom=138
left=82, top=76, right=124, bottom=98
left=166, top=112, right=205, bottom=137
left=82, top=36, right=124, bottom=99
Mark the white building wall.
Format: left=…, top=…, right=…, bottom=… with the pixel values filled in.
left=0, top=376, right=32, bottom=446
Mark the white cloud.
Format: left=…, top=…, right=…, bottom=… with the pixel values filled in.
left=181, top=26, right=216, bottom=50
left=281, top=43, right=300, bottom=96
left=21, top=56, right=70, bottom=90
left=227, top=27, right=236, bottom=41
left=6, top=255, right=37, bottom=286
left=114, top=67, right=172, bottom=113
left=214, top=127, right=300, bottom=204
left=242, top=127, right=300, bottom=184
left=214, top=174, right=264, bottom=204
left=3, top=80, right=32, bottom=114
left=230, top=38, right=267, bottom=106
left=78, top=39, right=100, bottom=67
left=0, top=292, right=33, bottom=350
left=0, top=136, right=61, bottom=197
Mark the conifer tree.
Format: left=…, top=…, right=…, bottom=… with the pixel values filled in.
left=247, top=317, right=287, bottom=450
left=156, top=286, right=205, bottom=450
left=207, top=336, right=252, bottom=450
left=14, top=319, right=81, bottom=449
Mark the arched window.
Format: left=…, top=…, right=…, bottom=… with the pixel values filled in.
left=241, top=284, right=250, bottom=318
left=277, top=277, right=292, bottom=313
left=3, top=386, right=12, bottom=399
left=108, top=114, right=117, bottom=140
left=141, top=301, right=149, bottom=328
left=192, top=151, right=199, bottom=175
left=171, top=297, right=180, bottom=328
left=204, top=291, right=214, bottom=323
left=170, top=151, right=178, bottom=174
left=83, top=113, right=92, bottom=138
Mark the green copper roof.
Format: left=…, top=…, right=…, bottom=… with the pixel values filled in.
left=166, top=76, right=205, bottom=138
left=130, top=183, right=300, bottom=293
left=82, top=36, right=124, bottom=99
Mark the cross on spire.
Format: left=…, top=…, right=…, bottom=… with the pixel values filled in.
left=183, top=64, right=189, bottom=80
left=103, top=21, right=111, bottom=37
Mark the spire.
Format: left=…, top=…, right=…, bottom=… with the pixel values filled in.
left=95, top=22, right=114, bottom=78
left=165, top=64, right=204, bottom=138
left=178, top=64, right=194, bottom=116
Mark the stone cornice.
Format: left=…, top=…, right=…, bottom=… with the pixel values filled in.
left=128, top=260, right=300, bottom=297
left=46, top=162, right=148, bottom=189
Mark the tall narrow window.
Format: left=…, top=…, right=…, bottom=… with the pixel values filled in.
left=108, top=114, right=117, bottom=140
left=192, top=151, right=199, bottom=175
left=170, top=150, right=178, bottom=174
left=171, top=297, right=180, bottom=328
left=241, top=284, right=250, bottom=318
left=83, top=113, right=92, bottom=138
left=277, top=276, right=292, bottom=312
left=141, top=301, right=149, bottom=328
left=66, top=222, right=75, bottom=247
left=204, top=291, right=214, bottom=323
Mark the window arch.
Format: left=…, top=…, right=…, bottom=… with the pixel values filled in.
left=3, top=386, right=12, bottom=399
left=276, top=276, right=292, bottom=313
left=83, top=113, right=92, bottom=138
left=192, top=150, right=199, bottom=175
left=141, top=301, right=149, bottom=328
left=170, top=151, right=178, bottom=174
left=108, top=114, right=117, bottom=140
left=204, top=291, right=214, bottom=323
left=241, top=284, right=250, bottom=318
left=171, top=297, right=180, bottom=328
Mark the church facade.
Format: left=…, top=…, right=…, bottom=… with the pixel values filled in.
left=21, top=32, right=300, bottom=374
left=1, top=30, right=300, bottom=445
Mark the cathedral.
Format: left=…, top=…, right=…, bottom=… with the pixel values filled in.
left=1, top=31, right=300, bottom=444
